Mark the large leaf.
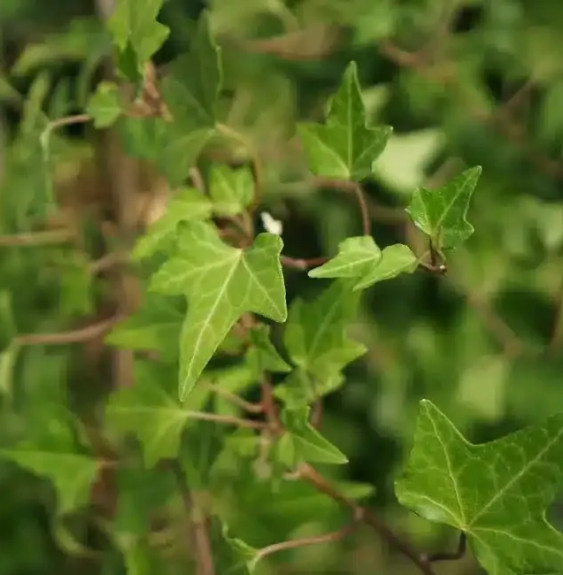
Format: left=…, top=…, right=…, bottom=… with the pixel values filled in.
left=406, top=166, right=482, bottom=250
left=308, top=236, right=417, bottom=289
left=107, top=0, right=169, bottom=80
left=150, top=221, right=287, bottom=400
left=298, top=61, right=392, bottom=180
left=395, top=400, right=563, bottom=575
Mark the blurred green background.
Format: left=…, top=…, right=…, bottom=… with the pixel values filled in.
left=2, top=0, right=563, bottom=573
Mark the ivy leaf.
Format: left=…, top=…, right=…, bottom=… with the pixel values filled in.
left=107, top=0, right=169, bottom=81
left=0, top=447, right=98, bottom=515
left=106, top=360, right=190, bottom=466
left=274, top=368, right=343, bottom=408
left=150, top=221, right=287, bottom=400
left=86, top=82, right=123, bottom=128
left=105, top=293, right=185, bottom=362
left=132, top=187, right=212, bottom=261
left=278, top=406, right=348, bottom=466
left=298, top=61, right=392, bottom=180
left=209, top=164, right=254, bottom=216
left=308, top=237, right=417, bottom=289
left=283, top=280, right=365, bottom=384
left=395, top=400, right=563, bottom=575
left=247, top=324, right=291, bottom=375
left=406, top=166, right=482, bottom=251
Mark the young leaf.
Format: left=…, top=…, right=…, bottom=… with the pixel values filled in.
left=105, top=293, right=185, bottom=362
left=105, top=361, right=190, bottom=466
left=309, top=237, right=417, bottom=289
left=107, top=0, right=169, bottom=81
left=150, top=221, right=287, bottom=400
left=406, top=166, right=482, bottom=250
left=131, top=187, right=212, bottom=261
left=209, top=164, right=254, bottom=216
left=86, top=81, right=123, bottom=128
left=298, top=61, right=392, bottom=180
left=283, top=280, right=365, bottom=383
left=247, top=324, right=291, bottom=374
left=1, top=447, right=98, bottom=515
left=395, top=400, right=563, bottom=575
left=278, top=406, right=348, bottom=466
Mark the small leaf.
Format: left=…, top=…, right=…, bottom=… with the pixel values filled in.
left=284, top=280, right=365, bottom=383
left=406, top=166, right=482, bottom=250
left=298, top=61, right=392, bottom=180
left=1, top=448, right=98, bottom=515
left=132, top=187, right=212, bottom=260
left=279, top=406, right=348, bottom=465
left=105, top=293, right=185, bottom=362
left=150, top=221, right=287, bottom=400
left=395, top=400, right=563, bottom=575
left=247, top=324, right=291, bottom=374
left=209, top=164, right=253, bottom=216
left=86, top=81, right=123, bottom=128
left=309, top=237, right=417, bottom=289
left=107, top=0, right=169, bottom=81
left=106, top=360, right=189, bottom=466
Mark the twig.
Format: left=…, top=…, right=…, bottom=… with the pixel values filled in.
left=185, top=411, right=267, bottom=430
left=426, top=532, right=467, bottom=563
left=47, top=114, right=91, bottom=131
left=170, top=462, right=215, bottom=575
left=298, top=463, right=435, bottom=575
left=254, top=521, right=359, bottom=564
left=0, top=229, right=73, bottom=247
left=260, top=376, right=281, bottom=433
left=203, top=382, right=264, bottom=414
left=281, top=255, right=328, bottom=270
left=89, top=251, right=129, bottom=275
left=15, top=315, right=121, bottom=346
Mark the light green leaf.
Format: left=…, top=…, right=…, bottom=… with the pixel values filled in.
left=298, top=61, right=392, bottom=180
left=150, top=221, right=287, bottom=400
left=406, top=166, right=482, bottom=250
left=132, top=187, right=212, bottom=260
left=106, top=361, right=189, bottom=466
left=105, top=293, right=185, bottom=362
left=107, top=0, right=169, bottom=80
left=354, top=244, right=418, bottom=289
left=247, top=324, right=291, bottom=374
left=395, top=400, right=563, bottom=575
left=86, top=81, right=123, bottom=128
left=279, top=406, right=348, bottom=465
left=209, top=164, right=254, bottom=216
left=274, top=368, right=343, bottom=408
left=1, top=448, right=98, bottom=515
left=283, top=280, right=365, bottom=383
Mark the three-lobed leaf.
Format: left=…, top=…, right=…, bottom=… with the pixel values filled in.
left=150, top=220, right=287, bottom=400
left=395, top=400, right=563, bottom=575
left=308, top=236, right=418, bottom=289
left=298, top=61, right=392, bottom=180
left=406, top=166, right=482, bottom=250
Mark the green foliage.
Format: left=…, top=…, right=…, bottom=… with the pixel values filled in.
left=3, top=1, right=563, bottom=575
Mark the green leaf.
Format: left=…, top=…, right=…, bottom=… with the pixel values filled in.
left=150, top=221, right=287, bottom=400
left=406, top=166, right=482, bottom=250
left=209, top=164, right=254, bottom=216
left=279, top=406, right=348, bottom=466
left=298, top=61, right=392, bottom=180
left=131, top=187, right=212, bottom=261
left=105, top=293, right=185, bottom=362
left=1, top=448, right=98, bottom=515
left=107, top=0, right=169, bottom=81
left=247, top=324, right=291, bottom=374
left=309, top=237, right=418, bottom=290
left=274, top=368, right=343, bottom=408
left=395, top=400, right=563, bottom=575
left=283, top=280, right=365, bottom=383
left=86, top=81, right=123, bottom=128
left=105, top=360, right=190, bottom=466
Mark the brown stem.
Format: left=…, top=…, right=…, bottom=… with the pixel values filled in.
left=48, top=114, right=91, bottom=131
left=185, top=411, right=267, bottom=430
left=0, top=229, right=73, bottom=247
left=281, top=255, right=328, bottom=270
left=15, top=315, right=121, bottom=346
left=89, top=251, right=129, bottom=275
left=254, top=522, right=358, bottom=564
left=203, top=382, right=264, bottom=414
left=260, top=376, right=281, bottom=433
left=426, top=532, right=466, bottom=563
left=298, top=463, right=435, bottom=575
left=170, top=462, right=216, bottom=575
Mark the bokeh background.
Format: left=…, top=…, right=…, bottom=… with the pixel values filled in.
left=1, top=0, right=563, bottom=574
